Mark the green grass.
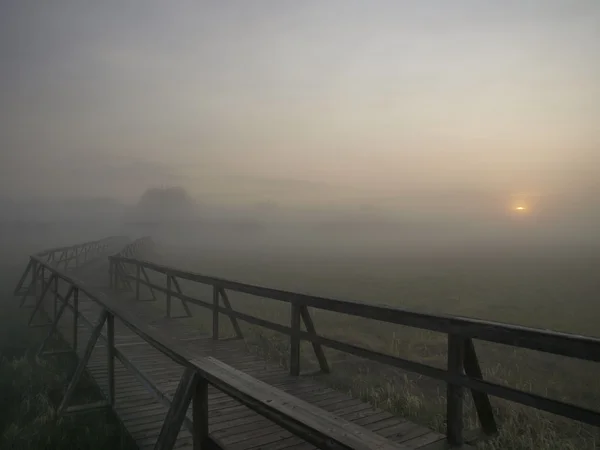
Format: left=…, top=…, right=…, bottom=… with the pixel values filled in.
left=0, top=263, right=136, bottom=450
left=144, top=245, right=600, bottom=450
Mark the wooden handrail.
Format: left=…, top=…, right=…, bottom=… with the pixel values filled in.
left=110, top=252, right=600, bottom=446
left=29, top=253, right=411, bottom=450
left=14, top=236, right=126, bottom=297
left=36, top=236, right=127, bottom=257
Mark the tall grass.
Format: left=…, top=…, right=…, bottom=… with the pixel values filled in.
left=146, top=246, right=600, bottom=450
left=0, top=264, right=135, bottom=450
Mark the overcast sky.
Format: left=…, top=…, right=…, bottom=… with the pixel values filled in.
left=1, top=1, right=599, bottom=219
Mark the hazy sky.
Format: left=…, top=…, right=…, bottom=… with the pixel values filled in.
left=1, top=1, right=599, bottom=217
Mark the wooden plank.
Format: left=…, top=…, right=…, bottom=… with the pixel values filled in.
left=64, top=401, right=110, bottom=415
left=194, top=357, right=410, bottom=450
left=38, top=259, right=452, bottom=450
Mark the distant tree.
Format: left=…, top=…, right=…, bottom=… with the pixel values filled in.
left=135, top=186, right=196, bottom=221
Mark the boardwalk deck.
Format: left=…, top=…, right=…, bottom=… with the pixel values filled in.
left=34, top=259, right=454, bottom=450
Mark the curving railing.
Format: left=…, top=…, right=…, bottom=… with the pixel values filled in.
left=14, top=236, right=127, bottom=305
left=110, top=252, right=600, bottom=447
left=17, top=239, right=409, bottom=450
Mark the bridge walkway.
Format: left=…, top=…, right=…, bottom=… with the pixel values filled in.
left=35, top=257, right=450, bottom=450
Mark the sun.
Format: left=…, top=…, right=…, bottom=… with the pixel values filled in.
left=515, top=206, right=526, bottom=211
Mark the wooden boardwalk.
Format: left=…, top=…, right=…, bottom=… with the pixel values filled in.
left=36, top=258, right=450, bottom=450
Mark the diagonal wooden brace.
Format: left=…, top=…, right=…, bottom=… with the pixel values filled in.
left=57, top=310, right=108, bottom=416
left=28, top=273, right=58, bottom=326
left=154, top=367, right=199, bottom=450
left=37, top=286, right=74, bottom=357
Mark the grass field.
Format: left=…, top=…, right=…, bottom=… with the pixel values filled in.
left=144, top=241, right=600, bottom=450
left=0, top=238, right=135, bottom=450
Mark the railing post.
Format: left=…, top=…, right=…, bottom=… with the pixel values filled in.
left=107, top=312, right=115, bottom=406
left=193, top=377, right=209, bottom=450
left=108, top=259, right=113, bottom=290
left=40, top=266, right=45, bottom=300
left=166, top=275, right=172, bottom=318
left=135, top=264, right=141, bottom=300
left=299, top=305, right=330, bottom=374
left=212, top=286, right=219, bottom=340
left=447, top=333, right=466, bottom=446
left=113, top=260, right=119, bottom=291
left=58, top=310, right=108, bottom=416
left=464, top=338, right=498, bottom=436
left=53, top=276, right=59, bottom=321
left=290, top=303, right=301, bottom=376
left=73, top=288, right=79, bottom=353
left=31, top=259, right=38, bottom=299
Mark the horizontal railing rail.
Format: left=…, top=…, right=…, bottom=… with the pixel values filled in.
left=110, top=254, right=600, bottom=446
left=108, top=236, right=155, bottom=291
left=14, top=236, right=126, bottom=300
left=24, top=249, right=409, bottom=450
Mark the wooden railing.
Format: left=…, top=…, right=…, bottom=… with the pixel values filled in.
left=14, top=236, right=125, bottom=307
left=110, top=253, right=600, bottom=446
left=107, top=236, right=155, bottom=291
left=20, top=242, right=410, bottom=450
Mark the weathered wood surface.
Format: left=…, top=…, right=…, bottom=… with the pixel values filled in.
left=33, top=258, right=454, bottom=450
left=114, top=256, right=600, bottom=363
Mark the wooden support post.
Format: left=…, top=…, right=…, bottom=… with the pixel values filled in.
left=73, top=288, right=79, bottom=353
left=119, top=262, right=132, bottom=291
left=212, top=286, right=219, bottom=340
left=20, top=264, right=43, bottom=308
left=218, top=288, right=243, bottom=339
left=108, top=260, right=113, bottom=289
left=57, top=310, right=108, bottom=416
left=172, top=276, right=192, bottom=317
left=299, top=305, right=330, bottom=373
left=166, top=275, right=172, bottom=318
left=154, top=368, right=198, bottom=450
left=290, top=303, right=301, bottom=376
left=14, top=259, right=32, bottom=295
left=141, top=266, right=156, bottom=300
left=464, top=338, right=498, bottom=436
left=19, top=277, right=34, bottom=308
left=447, top=333, right=466, bottom=446
left=193, top=377, right=209, bottom=450
left=53, top=276, right=59, bottom=321
left=28, top=273, right=57, bottom=326
left=37, top=286, right=74, bottom=357
left=107, top=313, right=115, bottom=406
left=31, top=259, right=38, bottom=300
left=40, top=267, right=45, bottom=301
left=112, top=260, right=119, bottom=291
left=135, top=264, right=141, bottom=300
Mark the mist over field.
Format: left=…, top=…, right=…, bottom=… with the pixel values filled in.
left=1, top=3, right=600, bottom=449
